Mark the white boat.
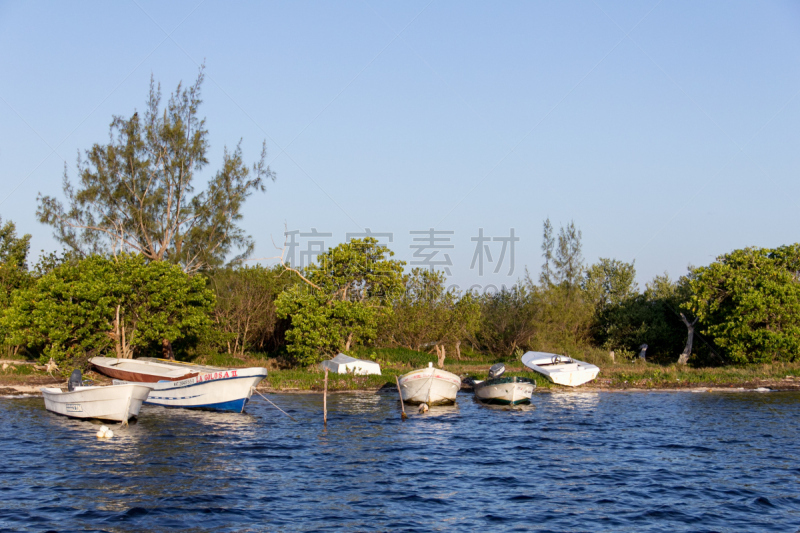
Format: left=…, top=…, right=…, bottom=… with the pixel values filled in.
left=117, top=366, right=267, bottom=413
left=41, top=381, right=153, bottom=422
left=473, top=377, right=536, bottom=404
left=521, top=351, right=599, bottom=387
left=319, top=353, right=381, bottom=375
left=472, top=363, right=535, bottom=405
left=398, top=363, right=461, bottom=405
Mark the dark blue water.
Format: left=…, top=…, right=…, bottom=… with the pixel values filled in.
left=1, top=391, right=798, bottom=532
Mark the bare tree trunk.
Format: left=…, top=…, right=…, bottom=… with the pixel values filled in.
left=114, top=305, right=123, bottom=358
left=435, top=344, right=446, bottom=368
left=162, top=339, right=175, bottom=360
left=678, top=313, right=698, bottom=365
left=345, top=332, right=353, bottom=352
left=121, top=322, right=129, bottom=358
left=455, top=340, right=461, bottom=361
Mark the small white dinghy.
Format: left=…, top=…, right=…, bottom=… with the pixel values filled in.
left=398, top=363, right=461, bottom=405
left=472, top=363, right=536, bottom=405
left=41, top=370, right=153, bottom=422
left=521, top=351, right=600, bottom=387
left=319, top=353, right=381, bottom=375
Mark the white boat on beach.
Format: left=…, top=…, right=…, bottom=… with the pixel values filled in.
left=41, top=371, right=153, bottom=422
left=319, top=353, right=381, bottom=375
left=398, top=363, right=461, bottom=405
left=116, top=365, right=267, bottom=413
left=521, top=351, right=600, bottom=387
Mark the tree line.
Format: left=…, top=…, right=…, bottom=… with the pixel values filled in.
left=1, top=69, right=798, bottom=372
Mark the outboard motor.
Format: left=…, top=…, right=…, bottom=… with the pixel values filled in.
left=67, top=369, right=82, bottom=392
left=488, top=363, right=506, bottom=379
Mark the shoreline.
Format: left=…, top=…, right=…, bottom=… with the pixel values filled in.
left=3, top=379, right=799, bottom=396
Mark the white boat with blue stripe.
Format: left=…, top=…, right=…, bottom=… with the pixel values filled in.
left=116, top=365, right=267, bottom=413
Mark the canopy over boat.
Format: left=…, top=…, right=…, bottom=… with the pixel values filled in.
left=319, top=353, right=381, bottom=375
left=90, top=357, right=200, bottom=383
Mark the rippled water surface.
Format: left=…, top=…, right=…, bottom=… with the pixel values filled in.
left=1, top=390, right=799, bottom=532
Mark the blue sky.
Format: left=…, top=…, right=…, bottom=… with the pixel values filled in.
left=1, top=1, right=799, bottom=291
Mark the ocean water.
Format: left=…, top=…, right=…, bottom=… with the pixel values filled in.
left=0, top=390, right=798, bottom=532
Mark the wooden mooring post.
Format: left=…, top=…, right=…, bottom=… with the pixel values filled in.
left=323, top=368, right=328, bottom=425
left=395, top=375, right=407, bottom=420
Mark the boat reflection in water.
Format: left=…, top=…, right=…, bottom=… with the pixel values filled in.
left=547, top=391, right=601, bottom=410
left=474, top=400, right=537, bottom=413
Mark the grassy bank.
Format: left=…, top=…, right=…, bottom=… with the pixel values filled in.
left=187, top=348, right=800, bottom=392
left=2, top=349, right=800, bottom=392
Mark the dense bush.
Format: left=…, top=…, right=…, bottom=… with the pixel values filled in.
left=380, top=268, right=479, bottom=363
left=206, top=265, right=296, bottom=356
left=473, top=284, right=539, bottom=357
left=687, top=245, right=800, bottom=364
left=276, top=238, right=405, bottom=366
left=1, top=254, right=214, bottom=371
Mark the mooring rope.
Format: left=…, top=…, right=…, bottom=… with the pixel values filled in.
left=251, top=388, right=297, bottom=421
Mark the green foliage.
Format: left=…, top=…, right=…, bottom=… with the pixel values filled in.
left=474, top=284, right=539, bottom=357
left=0, top=217, right=31, bottom=269
left=475, top=220, right=593, bottom=359
left=583, top=258, right=638, bottom=309
left=541, top=218, right=584, bottom=289
left=37, top=66, right=274, bottom=273
left=0, top=218, right=34, bottom=356
left=687, top=245, right=800, bottom=363
left=531, top=283, right=594, bottom=355
left=383, top=268, right=480, bottom=357
left=1, top=254, right=214, bottom=371
left=0, top=218, right=33, bottom=308
left=276, top=238, right=405, bottom=366
left=540, top=218, right=555, bottom=286
left=590, top=270, right=694, bottom=363
left=554, top=220, right=584, bottom=288
left=206, top=265, right=297, bottom=355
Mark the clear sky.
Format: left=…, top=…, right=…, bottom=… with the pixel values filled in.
left=1, top=1, right=799, bottom=292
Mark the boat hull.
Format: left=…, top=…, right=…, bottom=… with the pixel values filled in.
left=474, top=377, right=535, bottom=405
left=521, top=351, right=600, bottom=387
left=140, top=367, right=267, bottom=412
left=41, top=384, right=153, bottom=422
left=398, top=367, right=461, bottom=405
left=90, top=357, right=198, bottom=383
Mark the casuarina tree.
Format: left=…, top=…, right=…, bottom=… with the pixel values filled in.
left=37, top=66, right=275, bottom=274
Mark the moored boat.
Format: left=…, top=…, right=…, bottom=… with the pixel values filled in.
left=41, top=371, right=153, bottom=422
left=473, top=363, right=535, bottom=405
left=521, top=351, right=599, bottom=387
left=90, top=357, right=200, bottom=383
left=398, top=363, right=461, bottom=405
left=116, top=366, right=267, bottom=413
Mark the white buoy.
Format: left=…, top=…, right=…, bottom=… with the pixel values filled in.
left=418, top=403, right=429, bottom=413
left=104, top=429, right=114, bottom=438
left=96, top=425, right=112, bottom=438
